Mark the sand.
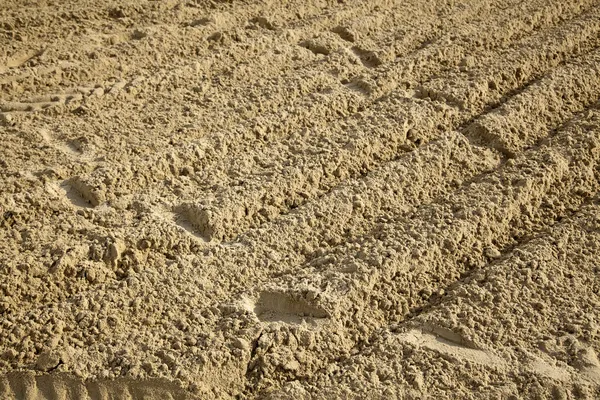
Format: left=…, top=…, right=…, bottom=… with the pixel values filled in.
left=1, top=0, right=600, bottom=398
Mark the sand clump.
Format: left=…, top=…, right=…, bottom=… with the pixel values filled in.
left=1, top=0, right=600, bottom=398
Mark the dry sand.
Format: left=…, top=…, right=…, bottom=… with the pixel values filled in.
left=1, top=0, right=600, bottom=398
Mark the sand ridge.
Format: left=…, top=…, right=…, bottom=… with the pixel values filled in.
left=1, top=0, right=600, bottom=398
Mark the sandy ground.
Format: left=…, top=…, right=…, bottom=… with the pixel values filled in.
left=1, top=0, right=600, bottom=398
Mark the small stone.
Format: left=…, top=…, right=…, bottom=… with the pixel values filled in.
left=283, top=358, right=300, bottom=371
left=411, top=371, right=424, bottom=390
left=105, top=239, right=125, bottom=267
left=85, top=268, right=97, bottom=283
left=97, top=319, right=108, bottom=333
left=108, top=243, right=119, bottom=260
left=342, top=262, right=359, bottom=273
left=232, top=338, right=250, bottom=351
left=91, top=87, right=105, bottom=97
left=77, top=297, right=89, bottom=309
left=46, top=335, right=61, bottom=349
left=485, top=246, right=502, bottom=259
left=2, top=348, right=18, bottom=360
left=35, top=351, right=61, bottom=371
left=137, top=239, right=151, bottom=250
left=406, top=129, right=417, bottom=141
left=161, top=352, right=176, bottom=366
left=0, top=113, right=13, bottom=125
left=185, top=336, right=197, bottom=346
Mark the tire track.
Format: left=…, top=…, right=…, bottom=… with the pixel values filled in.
left=0, top=0, right=406, bottom=103
left=244, top=105, right=600, bottom=386
left=466, top=46, right=600, bottom=156
left=313, top=200, right=600, bottom=398
left=178, top=130, right=498, bottom=248
left=0, top=119, right=498, bottom=399
left=63, top=0, right=599, bottom=214
left=4, top=39, right=596, bottom=378
left=4, top=2, right=600, bottom=399
left=21, top=99, right=594, bottom=399
left=0, top=0, right=497, bottom=114
left=0, top=371, right=192, bottom=400
left=418, top=6, right=600, bottom=112
left=181, top=0, right=598, bottom=145
left=180, top=96, right=600, bottom=279
left=408, top=200, right=600, bottom=354
left=128, top=38, right=600, bottom=250
left=176, top=96, right=459, bottom=242
left=174, top=25, right=600, bottom=243
left=268, top=197, right=600, bottom=400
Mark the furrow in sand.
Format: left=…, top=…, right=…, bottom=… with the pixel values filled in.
left=59, top=0, right=595, bottom=206
left=172, top=33, right=600, bottom=243
left=0, top=122, right=499, bottom=397
left=66, top=0, right=600, bottom=214
left=24, top=23, right=597, bottom=321
left=409, top=200, right=600, bottom=354
left=0, top=0, right=507, bottom=132
left=159, top=0, right=600, bottom=142
left=244, top=105, right=600, bottom=386
left=226, top=104, right=600, bottom=269
left=173, top=0, right=522, bottom=127
left=0, top=0, right=423, bottom=101
left=6, top=2, right=600, bottom=399
left=194, top=0, right=599, bottom=148
left=0, top=0, right=393, bottom=39
left=5, top=0, right=521, bottom=97
left=175, top=96, right=460, bottom=242
left=4, top=105, right=596, bottom=399
left=264, top=202, right=600, bottom=399
left=155, top=129, right=500, bottom=260
left=0, top=137, right=496, bottom=399
left=418, top=6, right=600, bottom=112
left=161, top=87, right=600, bottom=277
left=69, top=93, right=460, bottom=211
left=465, top=46, right=600, bottom=156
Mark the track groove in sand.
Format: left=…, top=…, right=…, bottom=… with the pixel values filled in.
left=56, top=1, right=584, bottom=155
left=54, top=0, right=594, bottom=193
left=177, top=41, right=600, bottom=244
left=2, top=1, right=600, bottom=399
left=55, top=2, right=600, bottom=225
left=247, top=103, right=600, bottom=368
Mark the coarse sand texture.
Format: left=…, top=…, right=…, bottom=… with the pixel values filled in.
left=1, top=0, right=600, bottom=398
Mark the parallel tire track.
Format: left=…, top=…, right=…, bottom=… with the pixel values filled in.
left=60, top=0, right=598, bottom=208
left=176, top=25, right=600, bottom=243
left=246, top=105, right=600, bottom=385
left=3, top=2, right=600, bottom=399
left=267, top=201, right=600, bottom=398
